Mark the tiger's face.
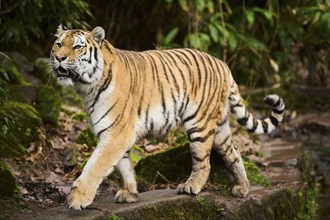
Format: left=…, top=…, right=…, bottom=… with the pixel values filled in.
left=50, top=25, right=105, bottom=87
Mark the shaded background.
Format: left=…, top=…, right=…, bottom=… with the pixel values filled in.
left=1, top=0, right=329, bottom=88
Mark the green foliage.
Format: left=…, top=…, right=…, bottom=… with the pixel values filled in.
left=0, top=53, right=10, bottom=105
left=0, top=0, right=92, bottom=49
left=36, top=85, right=61, bottom=126
left=0, top=100, right=41, bottom=157
left=0, top=160, right=17, bottom=197
left=76, top=126, right=98, bottom=148
left=243, top=157, right=271, bottom=188
left=130, top=145, right=145, bottom=164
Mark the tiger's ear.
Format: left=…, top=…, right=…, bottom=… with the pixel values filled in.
left=91, top=26, right=105, bottom=44
left=55, top=24, right=66, bottom=37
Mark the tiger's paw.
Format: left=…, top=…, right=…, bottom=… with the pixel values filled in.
left=231, top=184, right=249, bottom=198
left=176, top=182, right=201, bottom=195
left=67, top=179, right=97, bottom=210
left=114, top=189, right=138, bottom=203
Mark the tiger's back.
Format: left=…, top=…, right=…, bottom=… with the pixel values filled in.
left=113, top=48, right=230, bottom=140
left=50, top=26, right=285, bottom=210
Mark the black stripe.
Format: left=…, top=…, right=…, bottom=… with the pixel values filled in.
left=160, top=52, right=180, bottom=94
left=192, top=153, right=209, bottom=162
left=218, top=117, right=228, bottom=127
left=264, top=96, right=281, bottom=107
left=88, top=64, right=113, bottom=114
left=102, top=41, right=112, bottom=53
left=237, top=117, right=248, bottom=126
left=88, top=47, right=92, bottom=63
left=161, top=86, right=166, bottom=115
left=153, top=52, right=170, bottom=83
left=173, top=49, right=193, bottom=65
left=190, top=129, right=215, bottom=143
left=182, top=49, right=202, bottom=91
left=119, top=52, right=134, bottom=92
left=186, top=124, right=208, bottom=137
left=150, top=121, right=154, bottom=132
left=93, top=100, right=118, bottom=126
left=97, top=114, right=120, bottom=138
left=145, top=105, right=150, bottom=129
left=272, top=108, right=284, bottom=114
left=94, top=47, right=98, bottom=61
left=273, top=98, right=282, bottom=107
left=146, top=53, right=162, bottom=95
left=229, top=158, right=239, bottom=168
left=182, top=111, right=198, bottom=123
left=230, top=103, right=243, bottom=112
left=247, top=118, right=258, bottom=133
left=123, top=150, right=130, bottom=159
left=262, top=120, right=268, bottom=133
left=269, top=114, right=279, bottom=127
left=220, top=135, right=230, bottom=147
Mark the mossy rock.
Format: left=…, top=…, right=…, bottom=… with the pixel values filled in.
left=135, top=143, right=269, bottom=194
left=76, top=126, right=98, bottom=148
left=8, top=85, right=38, bottom=105
left=36, top=85, right=61, bottom=126
left=135, top=144, right=192, bottom=183
left=0, top=100, right=42, bottom=157
left=33, top=58, right=57, bottom=85
left=0, top=160, right=17, bottom=197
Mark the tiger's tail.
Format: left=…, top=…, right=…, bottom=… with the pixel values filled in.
left=228, top=77, right=285, bottom=134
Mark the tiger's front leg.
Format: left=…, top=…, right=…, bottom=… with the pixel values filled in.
left=114, top=151, right=139, bottom=203
left=67, top=128, right=135, bottom=210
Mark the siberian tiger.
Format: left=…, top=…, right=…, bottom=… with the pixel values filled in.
left=50, top=25, right=285, bottom=210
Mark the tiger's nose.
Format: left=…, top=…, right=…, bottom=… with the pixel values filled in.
left=55, top=55, right=67, bottom=62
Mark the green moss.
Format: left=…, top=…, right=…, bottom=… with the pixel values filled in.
left=61, top=107, right=87, bottom=121
left=6, top=64, right=30, bottom=85
left=61, top=86, right=82, bottom=107
left=0, top=100, right=42, bottom=157
left=108, top=214, right=124, bottom=220
left=296, top=149, right=317, bottom=219
left=135, top=136, right=270, bottom=196
left=36, top=85, right=61, bottom=126
left=130, top=145, right=145, bottom=165
left=243, top=157, right=271, bottom=187
left=135, top=144, right=192, bottom=184
left=76, top=126, right=98, bottom=148
left=296, top=188, right=316, bottom=220
left=0, top=160, right=17, bottom=197
left=128, top=195, right=225, bottom=220
left=72, top=112, right=87, bottom=121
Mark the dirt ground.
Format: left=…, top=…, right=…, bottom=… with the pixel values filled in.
left=1, top=101, right=329, bottom=218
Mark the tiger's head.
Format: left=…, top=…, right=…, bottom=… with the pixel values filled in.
left=50, top=25, right=105, bottom=87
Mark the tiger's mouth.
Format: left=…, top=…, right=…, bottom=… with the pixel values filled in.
left=57, top=66, right=70, bottom=78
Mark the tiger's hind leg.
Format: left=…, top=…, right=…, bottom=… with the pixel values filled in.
left=114, top=150, right=138, bottom=203
left=176, top=124, right=216, bottom=195
left=213, top=118, right=249, bottom=197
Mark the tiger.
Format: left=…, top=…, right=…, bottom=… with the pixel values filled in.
left=50, top=25, right=285, bottom=210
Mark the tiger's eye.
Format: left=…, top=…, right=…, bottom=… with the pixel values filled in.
left=73, top=45, right=82, bottom=50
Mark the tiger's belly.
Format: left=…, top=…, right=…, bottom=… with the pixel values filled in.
left=134, top=103, right=181, bottom=139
